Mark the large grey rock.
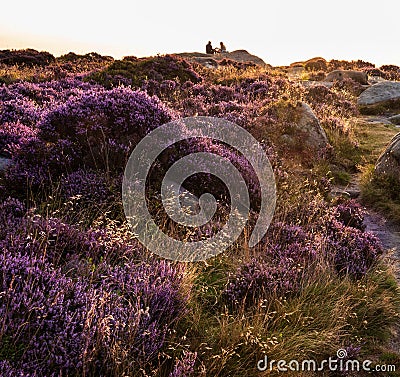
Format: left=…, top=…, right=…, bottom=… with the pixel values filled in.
left=325, top=70, right=368, bottom=85
left=0, top=157, right=12, bottom=171
left=358, top=81, right=400, bottom=106
left=280, top=103, right=329, bottom=151
left=301, top=80, right=333, bottom=89
left=388, top=114, right=400, bottom=125
left=176, top=50, right=268, bottom=67
left=375, top=133, right=400, bottom=181
left=297, top=102, right=329, bottom=150
left=190, top=57, right=218, bottom=69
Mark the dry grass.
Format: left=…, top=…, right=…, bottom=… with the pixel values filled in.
left=177, top=254, right=400, bottom=377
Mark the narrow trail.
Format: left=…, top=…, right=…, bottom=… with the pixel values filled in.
left=334, top=174, right=400, bottom=353
left=335, top=175, right=400, bottom=257
left=334, top=114, right=400, bottom=260
left=363, top=209, right=400, bottom=254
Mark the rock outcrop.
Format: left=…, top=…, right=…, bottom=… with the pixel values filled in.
left=0, top=157, right=12, bottom=171
left=176, top=50, right=268, bottom=68
left=375, top=133, right=400, bottom=182
left=325, top=70, right=368, bottom=85
left=358, top=81, right=400, bottom=114
left=358, top=81, right=400, bottom=106
left=297, top=103, right=329, bottom=150
left=389, top=114, right=400, bottom=125
left=280, top=103, right=329, bottom=152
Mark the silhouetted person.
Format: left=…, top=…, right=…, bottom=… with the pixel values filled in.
left=206, top=41, right=214, bottom=54
left=219, top=42, right=227, bottom=53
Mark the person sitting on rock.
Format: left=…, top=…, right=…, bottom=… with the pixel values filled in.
left=206, top=41, right=215, bottom=54
left=219, top=42, right=227, bottom=53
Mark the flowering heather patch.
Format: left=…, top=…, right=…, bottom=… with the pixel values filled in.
left=218, top=58, right=257, bottom=69
left=0, top=79, right=105, bottom=149
left=324, top=218, right=383, bottom=278
left=0, top=212, right=140, bottom=268
left=0, top=212, right=191, bottom=375
left=0, top=250, right=91, bottom=375
left=331, top=77, right=366, bottom=97
left=38, top=87, right=175, bottom=169
left=60, top=169, right=111, bottom=204
left=379, top=64, right=400, bottom=80
left=0, top=122, right=37, bottom=157
left=0, top=51, right=398, bottom=375
left=304, top=84, right=358, bottom=120
left=98, top=261, right=190, bottom=364
left=333, top=198, right=366, bottom=230
left=142, top=78, right=180, bottom=99
left=0, top=197, right=25, bottom=238
left=0, top=95, right=42, bottom=127
left=264, top=223, right=318, bottom=264
left=303, top=83, right=358, bottom=145
left=362, top=65, right=400, bottom=81
left=169, top=351, right=197, bottom=377
left=3, top=87, right=176, bottom=195
left=223, top=254, right=301, bottom=309
left=327, top=59, right=375, bottom=71
left=0, top=360, right=35, bottom=377
left=223, top=224, right=316, bottom=310
left=5, top=138, right=80, bottom=193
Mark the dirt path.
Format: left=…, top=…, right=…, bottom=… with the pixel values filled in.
left=334, top=171, right=400, bottom=258
left=363, top=209, right=400, bottom=254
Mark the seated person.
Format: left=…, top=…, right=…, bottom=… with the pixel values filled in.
left=206, top=41, right=215, bottom=54
left=219, top=42, right=227, bottom=53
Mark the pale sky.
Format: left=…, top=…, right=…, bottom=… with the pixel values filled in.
left=1, top=0, right=399, bottom=67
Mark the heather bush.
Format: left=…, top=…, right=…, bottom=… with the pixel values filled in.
left=0, top=250, right=91, bottom=375
left=380, top=64, right=400, bottom=80
left=141, top=78, right=180, bottom=100
left=0, top=122, right=37, bottom=157
left=0, top=49, right=55, bottom=67
left=4, top=87, right=175, bottom=195
left=218, top=58, right=257, bottom=69
left=88, top=54, right=201, bottom=88
left=304, top=58, right=327, bottom=72
left=0, top=360, right=35, bottom=377
left=57, top=51, right=113, bottom=64
left=308, top=70, right=326, bottom=81
left=0, top=212, right=192, bottom=375
left=60, top=169, right=111, bottom=204
left=362, top=67, right=386, bottom=78
left=324, top=219, right=383, bottom=278
left=5, top=138, right=80, bottom=193
left=264, top=223, right=317, bottom=263
left=0, top=79, right=103, bottom=129
left=85, top=260, right=191, bottom=373
left=0, top=94, right=42, bottom=127
left=304, top=84, right=358, bottom=120
left=361, top=65, right=400, bottom=81
left=333, top=198, right=366, bottom=230
left=169, top=351, right=197, bottom=377
left=38, top=87, right=175, bottom=169
left=0, top=211, right=141, bottom=268
left=328, top=59, right=374, bottom=71
left=0, top=197, right=26, bottom=239
left=331, top=77, right=366, bottom=97
left=223, top=254, right=301, bottom=309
